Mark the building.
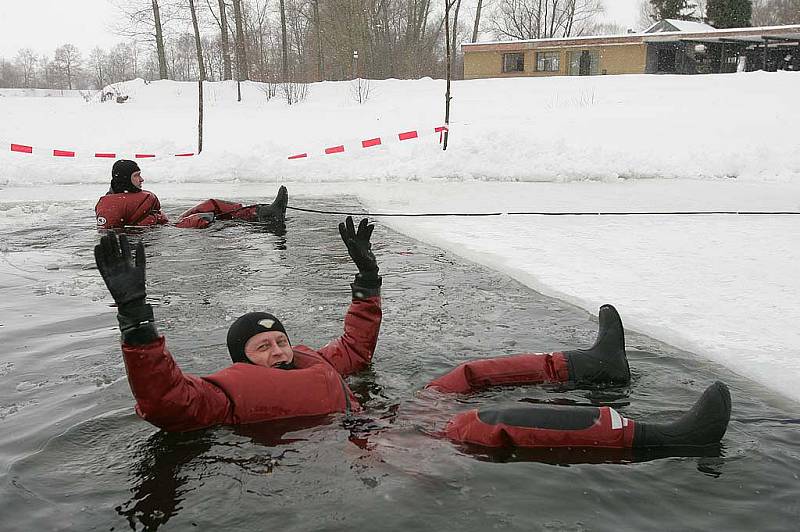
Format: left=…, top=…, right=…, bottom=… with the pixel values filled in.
left=462, top=22, right=800, bottom=79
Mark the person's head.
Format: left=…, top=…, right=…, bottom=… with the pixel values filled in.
left=110, top=159, right=143, bottom=193
left=226, top=312, right=294, bottom=369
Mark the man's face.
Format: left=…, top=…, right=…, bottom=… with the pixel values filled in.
left=244, top=331, right=294, bottom=368
left=131, top=170, right=144, bottom=188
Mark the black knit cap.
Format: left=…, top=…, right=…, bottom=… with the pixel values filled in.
left=226, top=312, right=290, bottom=364
left=110, top=159, right=141, bottom=193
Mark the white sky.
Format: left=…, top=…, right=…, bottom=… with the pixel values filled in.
left=0, top=0, right=643, bottom=59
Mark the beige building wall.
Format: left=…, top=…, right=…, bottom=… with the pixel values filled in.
left=463, top=44, right=647, bottom=79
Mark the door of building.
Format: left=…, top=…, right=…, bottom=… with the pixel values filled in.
left=579, top=51, right=591, bottom=76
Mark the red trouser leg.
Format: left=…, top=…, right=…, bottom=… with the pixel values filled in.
left=174, top=213, right=213, bottom=229
left=425, top=353, right=570, bottom=394
left=177, top=199, right=258, bottom=221
left=445, top=405, right=636, bottom=449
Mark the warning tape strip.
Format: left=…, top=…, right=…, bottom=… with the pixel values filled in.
left=286, top=126, right=448, bottom=160
left=2, top=124, right=448, bottom=161
left=4, top=142, right=195, bottom=159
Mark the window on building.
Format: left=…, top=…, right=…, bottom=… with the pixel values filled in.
left=502, top=53, right=524, bottom=72
left=568, top=50, right=600, bottom=76
left=537, top=51, right=560, bottom=72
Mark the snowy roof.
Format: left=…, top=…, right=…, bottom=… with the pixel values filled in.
left=645, top=19, right=717, bottom=33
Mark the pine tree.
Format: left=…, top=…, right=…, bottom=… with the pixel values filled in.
left=707, top=0, right=753, bottom=28
left=650, top=0, right=699, bottom=20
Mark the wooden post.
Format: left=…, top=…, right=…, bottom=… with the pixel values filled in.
left=443, top=0, right=452, bottom=151
left=198, top=80, right=204, bottom=154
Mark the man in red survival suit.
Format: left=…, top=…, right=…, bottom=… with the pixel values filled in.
left=94, top=218, right=731, bottom=450
left=94, top=159, right=288, bottom=230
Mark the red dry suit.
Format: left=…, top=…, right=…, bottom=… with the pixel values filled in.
left=95, top=190, right=169, bottom=230
left=95, top=193, right=258, bottom=230
left=426, top=353, right=636, bottom=449
left=121, top=294, right=381, bottom=432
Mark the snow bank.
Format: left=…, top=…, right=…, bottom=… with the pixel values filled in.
left=1, top=72, right=799, bottom=185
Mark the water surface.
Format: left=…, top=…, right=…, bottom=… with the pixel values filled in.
left=0, top=197, right=798, bottom=531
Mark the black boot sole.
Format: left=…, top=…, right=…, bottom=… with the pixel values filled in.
left=634, top=381, right=732, bottom=447
left=565, top=304, right=631, bottom=387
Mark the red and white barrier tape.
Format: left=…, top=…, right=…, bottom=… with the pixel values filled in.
left=3, top=142, right=195, bottom=159
left=2, top=124, right=448, bottom=161
left=287, top=126, right=448, bottom=160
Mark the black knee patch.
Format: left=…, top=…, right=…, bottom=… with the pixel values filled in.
left=477, top=404, right=601, bottom=430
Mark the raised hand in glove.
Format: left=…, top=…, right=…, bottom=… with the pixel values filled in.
left=94, top=232, right=147, bottom=307
left=338, top=216, right=381, bottom=292
left=339, top=216, right=379, bottom=274
left=94, top=232, right=157, bottom=344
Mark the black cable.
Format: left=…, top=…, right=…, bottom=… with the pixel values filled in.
left=287, top=206, right=800, bottom=217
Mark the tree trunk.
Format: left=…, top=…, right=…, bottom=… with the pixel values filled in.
left=450, top=0, right=462, bottom=74
left=152, top=0, right=168, bottom=79
left=279, top=0, right=290, bottom=81
left=218, top=0, right=232, bottom=80
left=471, top=0, right=483, bottom=42
left=189, top=0, right=206, bottom=81
left=232, top=0, right=248, bottom=80
left=189, top=0, right=205, bottom=152
left=314, top=0, right=324, bottom=81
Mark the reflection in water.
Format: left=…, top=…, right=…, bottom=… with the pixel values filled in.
left=116, top=417, right=330, bottom=531
left=116, top=431, right=213, bottom=531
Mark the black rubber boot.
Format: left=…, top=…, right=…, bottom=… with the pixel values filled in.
left=256, top=185, right=288, bottom=223
left=564, top=304, right=631, bottom=387
left=633, top=381, right=732, bottom=447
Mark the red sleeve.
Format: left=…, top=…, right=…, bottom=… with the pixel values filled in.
left=135, top=193, right=168, bottom=226
left=316, top=296, right=382, bottom=376
left=95, top=197, right=121, bottom=229
left=122, top=336, right=234, bottom=431
left=425, top=353, right=570, bottom=394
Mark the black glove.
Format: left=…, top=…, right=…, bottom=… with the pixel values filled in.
left=339, top=216, right=379, bottom=274
left=94, top=232, right=158, bottom=344
left=338, top=216, right=381, bottom=293
left=94, top=232, right=147, bottom=307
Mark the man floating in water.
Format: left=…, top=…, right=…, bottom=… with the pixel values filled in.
left=94, top=217, right=731, bottom=450
left=94, top=159, right=287, bottom=230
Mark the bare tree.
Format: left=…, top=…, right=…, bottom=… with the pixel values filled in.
left=218, top=0, right=233, bottom=78
left=232, top=0, right=249, bottom=80
left=313, top=0, right=324, bottom=79
left=473, top=0, right=486, bottom=41
left=152, top=0, right=169, bottom=77
left=188, top=0, right=207, bottom=80
left=89, top=47, right=107, bottom=88
left=279, top=0, right=290, bottom=81
left=638, top=0, right=659, bottom=28
left=14, top=48, right=38, bottom=88
left=53, top=44, right=82, bottom=89
left=450, top=0, right=463, bottom=72
left=112, top=0, right=178, bottom=79
left=492, top=0, right=606, bottom=40
left=752, top=0, right=800, bottom=25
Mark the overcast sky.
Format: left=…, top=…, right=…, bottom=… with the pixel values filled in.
left=0, top=0, right=643, bottom=59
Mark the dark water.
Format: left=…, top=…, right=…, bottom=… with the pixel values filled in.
left=0, top=196, right=798, bottom=531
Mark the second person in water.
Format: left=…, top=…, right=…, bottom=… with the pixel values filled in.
left=95, top=159, right=288, bottom=230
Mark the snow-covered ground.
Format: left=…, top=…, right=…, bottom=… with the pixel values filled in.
left=1, top=74, right=798, bottom=404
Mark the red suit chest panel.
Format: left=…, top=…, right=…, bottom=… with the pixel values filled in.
left=95, top=191, right=164, bottom=228
left=202, top=350, right=352, bottom=423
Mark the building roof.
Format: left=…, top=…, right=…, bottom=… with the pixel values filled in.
left=462, top=24, right=800, bottom=52
left=645, top=19, right=717, bottom=34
